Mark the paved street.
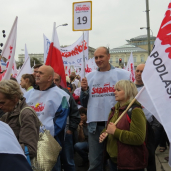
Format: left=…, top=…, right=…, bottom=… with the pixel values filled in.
left=155, top=147, right=171, bottom=171
left=74, top=146, right=171, bottom=171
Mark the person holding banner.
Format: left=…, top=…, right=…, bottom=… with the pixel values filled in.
left=80, top=47, right=130, bottom=171
left=99, top=80, right=148, bottom=171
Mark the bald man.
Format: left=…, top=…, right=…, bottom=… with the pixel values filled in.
left=135, top=64, right=163, bottom=171
left=135, top=64, right=145, bottom=86
left=24, top=65, right=70, bottom=171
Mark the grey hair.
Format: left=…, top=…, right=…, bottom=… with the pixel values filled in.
left=115, top=80, right=138, bottom=102
left=0, top=80, right=23, bottom=100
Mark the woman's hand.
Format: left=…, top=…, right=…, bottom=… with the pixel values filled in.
left=99, top=132, right=108, bottom=143
left=106, top=122, right=116, bottom=135
left=79, top=121, right=83, bottom=127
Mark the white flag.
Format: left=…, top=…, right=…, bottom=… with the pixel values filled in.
left=0, top=17, right=18, bottom=81
left=43, top=34, right=51, bottom=64
left=126, top=52, right=135, bottom=82
left=61, top=31, right=89, bottom=66
left=17, top=44, right=32, bottom=85
left=11, top=60, right=18, bottom=78
left=135, top=2, right=171, bottom=166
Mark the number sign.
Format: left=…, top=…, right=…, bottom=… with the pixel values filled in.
left=73, top=1, right=92, bottom=31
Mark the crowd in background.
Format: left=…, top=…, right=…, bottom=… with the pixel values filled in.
left=0, top=46, right=170, bottom=171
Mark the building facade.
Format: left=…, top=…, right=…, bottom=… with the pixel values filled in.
left=110, top=35, right=156, bottom=67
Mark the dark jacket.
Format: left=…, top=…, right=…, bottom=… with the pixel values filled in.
left=0, top=109, right=5, bottom=118
left=105, top=101, right=148, bottom=170
left=0, top=154, right=33, bottom=171
left=59, top=86, right=80, bottom=132
left=0, top=97, right=40, bottom=158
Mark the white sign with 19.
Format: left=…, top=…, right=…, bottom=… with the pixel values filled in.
left=73, top=1, right=92, bottom=31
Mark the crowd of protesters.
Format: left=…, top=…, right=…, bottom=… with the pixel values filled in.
left=0, top=46, right=170, bottom=171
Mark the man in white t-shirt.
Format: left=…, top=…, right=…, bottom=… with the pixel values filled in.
left=80, top=47, right=130, bottom=171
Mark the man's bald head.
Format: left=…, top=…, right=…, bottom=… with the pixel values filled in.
left=36, top=65, right=54, bottom=90
left=95, top=47, right=109, bottom=55
left=40, top=65, right=54, bottom=77
left=135, top=64, right=145, bottom=85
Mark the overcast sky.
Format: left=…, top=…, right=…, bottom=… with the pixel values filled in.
left=0, top=0, right=170, bottom=61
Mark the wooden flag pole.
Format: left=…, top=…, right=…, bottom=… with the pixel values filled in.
left=100, top=98, right=136, bottom=143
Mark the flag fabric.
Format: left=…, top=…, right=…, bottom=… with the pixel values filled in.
left=61, top=31, right=89, bottom=66
left=135, top=86, right=161, bottom=123
left=11, top=60, right=18, bottom=78
left=43, top=34, right=51, bottom=64
left=45, top=23, right=67, bottom=88
left=0, top=17, right=18, bottom=81
left=135, top=2, right=171, bottom=166
left=126, top=52, right=135, bottom=82
left=16, top=44, right=32, bottom=88
left=80, top=57, right=97, bottom=79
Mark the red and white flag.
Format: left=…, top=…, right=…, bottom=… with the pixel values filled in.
left=45, top=23, right=67, bottom=88
left=135, top=2, right=171, bottom=166
left=0, top=17, right=18, bottom=81
left=126, top=52, right=135, bottom=82
left=11, top=61, right=18, bottom=78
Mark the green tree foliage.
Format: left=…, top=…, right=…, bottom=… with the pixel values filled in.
left=17, top=57, right=42, bottom=69
left=30, top=57, right=42, bottom=67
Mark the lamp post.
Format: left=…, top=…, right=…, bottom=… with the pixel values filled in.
left=140, top=27, right=153, bottom=37
left=145, top=0, right=151, bottom=55
left=56, top=23, right=68, bottom=29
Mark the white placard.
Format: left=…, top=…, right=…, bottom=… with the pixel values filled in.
left=73, top=1, right=92, bottom=31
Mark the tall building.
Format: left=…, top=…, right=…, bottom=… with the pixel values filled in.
left=110, top=35, right=156, bottom=67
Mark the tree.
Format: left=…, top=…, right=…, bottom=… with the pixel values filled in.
left=30, top=57, right=42, bottom=67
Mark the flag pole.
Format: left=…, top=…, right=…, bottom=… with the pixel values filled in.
left=83, top=31, right=85, bottom=77
left=100, top=98, right=137, bottom=143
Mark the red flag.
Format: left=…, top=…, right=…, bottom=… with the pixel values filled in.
left=45, top=23, right=66, bottom=88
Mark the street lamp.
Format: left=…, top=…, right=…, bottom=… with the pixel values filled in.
left=56, top=23, right=68, bottom=29
left=144, top=0, right=151, bottom=55
left=140, top=27, right=153, bottom=37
